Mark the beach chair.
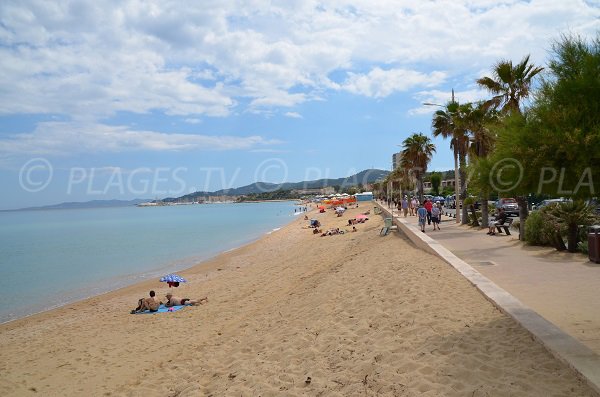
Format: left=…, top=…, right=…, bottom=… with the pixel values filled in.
left=380, top=218, right=397, bottom=236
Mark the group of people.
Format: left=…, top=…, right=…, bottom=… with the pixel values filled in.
left=131, top=290, right=208, bottom=314
left=416, top=199, right=442, bottom=233
left=397, top=196, right=422, bottom=217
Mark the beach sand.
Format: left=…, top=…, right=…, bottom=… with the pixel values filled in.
left=0, top=204, right=596, bottom=396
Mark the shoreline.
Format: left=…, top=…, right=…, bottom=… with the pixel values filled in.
left=0, top=216, right=298, bottom=327
left=0, top=202, right=301, bottom=326
left=0, top=203, right=596, bottom=396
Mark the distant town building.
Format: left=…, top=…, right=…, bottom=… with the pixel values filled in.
left=293, top=187, right=336, bottom=195
left=392, top=152, right=403, bottom=170
left=355, top=192, right=374, bottom=201
left=423, top=179, right=457, bottom=190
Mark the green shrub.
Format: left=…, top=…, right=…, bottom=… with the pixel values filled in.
left=524, top=211, right=545, bottom=245
left=578, top=240, right=589, bottom=254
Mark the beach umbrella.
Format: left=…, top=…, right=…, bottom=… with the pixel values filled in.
left=160, top=273, right=187, bottom=287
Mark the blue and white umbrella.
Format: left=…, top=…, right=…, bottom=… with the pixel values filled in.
left=160, top=274, right=187, bottom=287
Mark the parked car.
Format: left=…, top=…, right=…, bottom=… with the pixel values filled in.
left=586, top=198, right=600, bottom=215
left=445, top=195, right=456, bottom=209
left=432, top=196, right=445, bottom=205
left=495, top=198, right=519, bottom=217
left=535, top=198, right=572, bottom=210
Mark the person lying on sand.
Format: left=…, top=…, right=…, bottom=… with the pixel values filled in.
left=164, top=292, right=208, bottom=307
left=321, top=228, right=343, bottom=236
left=131, top=290, right=161, bottom=314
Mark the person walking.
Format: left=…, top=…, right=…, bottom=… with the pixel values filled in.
left=431, top=203, right=441, bottom=230
left=417, top=202, right=427, bottom=233
left=424, top=199, right=433, bottom=225
left=401, top=196, right=409, bottom=217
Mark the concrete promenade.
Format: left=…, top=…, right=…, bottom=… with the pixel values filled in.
left=375, top=200, right=600, bottom=394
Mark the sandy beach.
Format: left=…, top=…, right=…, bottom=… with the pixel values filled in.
left=0, top=204, right=596, bottom=396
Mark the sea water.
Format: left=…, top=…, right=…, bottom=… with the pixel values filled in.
left=0, top=201, right=298, bottom=323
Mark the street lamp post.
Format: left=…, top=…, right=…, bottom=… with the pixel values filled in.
left=423, top=90, right=460, bottom=224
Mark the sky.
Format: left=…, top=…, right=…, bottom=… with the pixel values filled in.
left=1, top=0, right=599, bottom=209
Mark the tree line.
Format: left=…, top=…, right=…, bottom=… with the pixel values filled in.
left=376, top=33, right=600, bottom=244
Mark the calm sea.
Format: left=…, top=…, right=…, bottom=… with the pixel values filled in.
left=0, top=201, right=299, bottom=323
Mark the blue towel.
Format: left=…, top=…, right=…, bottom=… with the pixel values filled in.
left=133, top=304, right=187, bottom=314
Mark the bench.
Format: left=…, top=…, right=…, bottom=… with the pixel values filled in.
left=495, top=217, right=514, bottom=235
left=380, top=217, right=398, bottom=236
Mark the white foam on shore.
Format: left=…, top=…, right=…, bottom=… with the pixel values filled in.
left=267, top=227, right=281, bottom=234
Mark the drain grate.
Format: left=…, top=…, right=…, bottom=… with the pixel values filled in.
left=473, top=261, right=497, bottom=266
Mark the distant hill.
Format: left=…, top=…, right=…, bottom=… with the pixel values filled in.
left=11, top=199, right=149, bottom=211
left=165, top=168, right=389, bottom=202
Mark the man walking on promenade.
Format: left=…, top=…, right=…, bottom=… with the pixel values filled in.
left=401, top=196, right=409, bottom=217
left=417, top=202, right=427, bottom=233
left=424, top=199, right=433, bottom=225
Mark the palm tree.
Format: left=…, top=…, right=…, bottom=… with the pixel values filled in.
left=400, top=133, right=436, bottom=203
left=547, top=201, right=595, bottom=253
left=465, top=102, right=498, bottom=227
left=431, top=101, right=470, bottom=224
left=476, top=55, right=544, bottom=114
left=478, top=55, right=544, bottom=239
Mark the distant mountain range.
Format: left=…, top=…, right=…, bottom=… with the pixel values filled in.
left=9, top=168, right=390, bottom=211
left=8, top=199, right=149, bottom=212
left=164, top=168, right=390, bottom=202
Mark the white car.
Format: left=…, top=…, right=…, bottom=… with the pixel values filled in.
left=536, top=198, right=571, bottom=210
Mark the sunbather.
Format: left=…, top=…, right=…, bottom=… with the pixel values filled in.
left=131, top=290, right=161, bottom=314
left=165, top=292, right=207, bottom=307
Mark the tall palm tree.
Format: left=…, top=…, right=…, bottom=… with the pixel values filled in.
left=478, top=55, right=544, bottom=239
left=465, top=102, right=498, bottom=227
left=476, top=55, right=544, bottom=114
left=431, top=101, right=470, bottom=224
left=400, top=133, right=436, bottom=203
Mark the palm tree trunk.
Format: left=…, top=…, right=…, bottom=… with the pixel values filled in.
left=516, top=196, right=529, bottom=241
left=459, top=155, right=468, bottom=225
left=453, top=150, right=460, bottom=223
left=469, top=204, right=479, bottom=227
left=567, top=223, right=579, bottom=253
left=481, top=197, right=489, bottom=228
left=553, top=230, right=567, bottom=251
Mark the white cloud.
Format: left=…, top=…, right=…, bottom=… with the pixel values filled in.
left=0, top=0, right=598, bottom=120
left=0, top=122, right=280, bottom=156
left=184, top=118, right=202, bottom=124
left=284, top=111, right=302, bottom=118
left=341, top=68, right=447, bottom=98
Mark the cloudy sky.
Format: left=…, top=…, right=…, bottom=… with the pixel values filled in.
left=1, top=0, right=599, bottom=209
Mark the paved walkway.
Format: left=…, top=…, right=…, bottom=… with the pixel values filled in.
left=391, top=205, right=600, bottom=355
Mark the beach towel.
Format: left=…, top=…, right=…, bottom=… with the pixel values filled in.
left=132, top=304, right=188, bottom=314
